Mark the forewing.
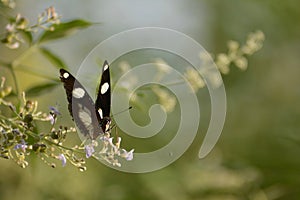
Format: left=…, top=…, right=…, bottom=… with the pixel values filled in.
left=95, top=60, right=111, bottom=120
left=60, top=69, right=103, bottom=139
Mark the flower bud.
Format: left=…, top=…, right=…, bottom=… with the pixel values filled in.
left=24, top=114, right=33, bottom=124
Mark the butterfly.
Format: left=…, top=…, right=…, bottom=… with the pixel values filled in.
left=60, top=61, right=111, bottom=140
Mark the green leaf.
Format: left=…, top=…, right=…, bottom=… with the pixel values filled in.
left=20, top=30, right=33, bottom=45
left=39, top=47, right=67, bottom=69
left=38, top=19, right=93, bottom=43
left=25, top=82, right=59, bottom=97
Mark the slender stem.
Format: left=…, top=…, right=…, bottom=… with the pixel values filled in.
left=9, top=65, right=20, bottom=97
left=11, top=45, right=36, bottom=67
left=0, top=61, right=20, bottom=99
left=28, top=18, right=57, bottom=30
left=43, top=137, right=85, bottom=154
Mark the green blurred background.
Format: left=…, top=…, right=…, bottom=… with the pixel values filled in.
left=1, top=0, right=300, bottom=199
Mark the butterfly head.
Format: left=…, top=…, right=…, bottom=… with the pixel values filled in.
left=100, top=116, right=111, bottom=132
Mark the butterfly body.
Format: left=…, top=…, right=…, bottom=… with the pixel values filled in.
left=60, top=61, right=111, bottom=140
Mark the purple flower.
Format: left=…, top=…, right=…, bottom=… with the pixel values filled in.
left=48, top=106, right=61, bottom=125
left=85, top=144, right=95, bottom=158
left=47, top=114, right=55, bottom=125
left=14, top=143, right=28, bottom=151
left=58, top=154, right=66, bottom=167
left=12, top=128, right=21, bottom=135
left=126, top=149, right=134, bottom=161
left=14, top=140, right=27, bottom=152
left=49, top=106, right=61, bottom=115
left=121, top=149, right=134, bottom=161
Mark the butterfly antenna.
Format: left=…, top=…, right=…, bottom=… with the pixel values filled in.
left=109, top=106, right=132, bottom=136
left=111, top=106, right=132, bottom=118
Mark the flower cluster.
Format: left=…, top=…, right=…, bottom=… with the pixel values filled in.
left=83, top=136, right=134, bottom=167
left=0, top=4, right=134, bottom=170
left=152, top=86, right=177, bottom=113
left=181, top=30, right=266, bottom=92
left=215, top=30, right=265, bottom=74
left=184, top=67, right=206, bottom=92
left=116, top=30, right=264, bottom=114
left=117, top=61, right=178, bottom=113
left=0, top=77, right=89, bottom=170
left=1, top=76, right=135, bottom=170
left=1, top=6, right=61, bottom=49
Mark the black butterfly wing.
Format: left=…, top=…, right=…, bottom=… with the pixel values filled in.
left=95, top=60, right=111, bottom=121
left=60, top=69, right=103, bottom=139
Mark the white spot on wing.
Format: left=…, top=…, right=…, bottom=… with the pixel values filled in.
left=79, top=110, right=92, bottom=126
left=78, top=105, right=94, bottom=137
left=98, top=108, right=103, bottom=119
left=63, top=72, right=69, bottom=79
left=101, top=82, right=109, bottom=94
left=78, top=104, right=94, bottom=136
left=103, top=64, right=109, bottom=71
left=72, top=88, right=85, bottom=98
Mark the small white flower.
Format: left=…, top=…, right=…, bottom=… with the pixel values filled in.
left=154, top=58, right=172, bottom=74
left=227, top=40, right=239, bottom=51
left=58, top=154, right=66, bottom=167
left=5, top=24, right=15, bottom=32
left=108, top=137, right=114, bottom=146
left=184, top=67, right=206, bottom=92
left=6, top=42, right=20, bottom=49
left=85, top=144, right=95, bottom=158
left=152, top=86, right=177, bottom=112
left=118, top=61, right=131, bottom=73
left=234, top=56, right=248, bottom=71
left=216, top=53, right=230, bottom=74
left=121, top=149, right=134, bottom=161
